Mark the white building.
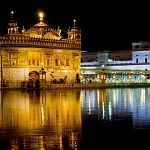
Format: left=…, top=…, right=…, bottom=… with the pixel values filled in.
left=81, top=41, right=150, bottom=71
left=80, top=41, right=150, bottom=83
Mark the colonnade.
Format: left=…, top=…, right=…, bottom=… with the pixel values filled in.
left=80, top=70, right=150, bottom=84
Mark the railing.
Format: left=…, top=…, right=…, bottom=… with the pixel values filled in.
left=0, top=38, right=81, bottom=49
left=81, top=62, right=150, bottom=67
left=0, top=81, right=150, bottom=89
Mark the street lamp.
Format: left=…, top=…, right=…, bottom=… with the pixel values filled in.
left=39, top=67, right=46, bottom=88
left=100, top=69, right=106, bottom=86
left=100, top=69, right=106, bottom=81
left=39, top=67, right=46, bottom=79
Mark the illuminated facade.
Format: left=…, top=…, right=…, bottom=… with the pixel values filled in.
left=0, top=11, right=82, bottom=87
left=81, top=42, right=150, bottom=83
left=81, top=44, right=150, bottom=71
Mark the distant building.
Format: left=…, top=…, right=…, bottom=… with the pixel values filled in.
left=81, top=42, right=150, bottom=70
left=81, top=42, right=150, bottom=83
left=0, top=11, right=83, bottom=87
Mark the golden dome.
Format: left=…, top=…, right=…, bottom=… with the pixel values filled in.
left=22, top=12, right=61, bottom=39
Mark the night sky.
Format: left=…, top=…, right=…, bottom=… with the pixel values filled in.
left=0, top=1, right=149, bottom=52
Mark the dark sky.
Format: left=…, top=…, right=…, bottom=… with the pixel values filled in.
left=0, top=1, right=149, bottom=52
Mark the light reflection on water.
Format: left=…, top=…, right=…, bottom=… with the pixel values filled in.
left=0, top=88, right=150, bottom=149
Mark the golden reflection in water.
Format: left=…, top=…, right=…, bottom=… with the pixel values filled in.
left=100, top=89, right=106, bottom=119
left=0, top=89, right=82, bottom=150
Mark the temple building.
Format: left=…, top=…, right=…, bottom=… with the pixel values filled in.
left=0, top=11, right=82, bottom=87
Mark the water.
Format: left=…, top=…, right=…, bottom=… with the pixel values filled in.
left=0, top=88, right=150, bottom=149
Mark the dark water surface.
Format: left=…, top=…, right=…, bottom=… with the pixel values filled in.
left=0, top=88, right=150, bottom=149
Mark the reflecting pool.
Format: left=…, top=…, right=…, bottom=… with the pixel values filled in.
left=0, top=88, right=150, bottom=149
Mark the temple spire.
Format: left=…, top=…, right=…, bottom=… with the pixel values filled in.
left=7, top=11, right=19, bottom=34
left=11, top=11, right=14, bottom=19
left=73, top=19, right=76, bottom=28
left=39, top=12, right=44, bottom=22
left=67, top=19, right=81, bottom=41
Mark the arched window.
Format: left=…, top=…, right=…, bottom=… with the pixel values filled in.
left=37, top=59, right=39, bottom=66
left=76, top=35, right=80, bottom=39
left=12, top=59, right=16, bottom=65
left=60, top=56, right=64, bottom=66
left=47, top=59, right=50, bottom=66
left=55, top=56, right=59, bottom=66
left=66, top=57, right=69, bottom=66
left=29, top=59, right=31, bottom=65
left=32, top=59, right=35, bottom=65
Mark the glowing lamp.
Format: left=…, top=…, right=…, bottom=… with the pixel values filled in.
left=100, top=69, right=106, bottom=81
left=39, top=12, right=43, bottom=18
left=11, top=11, right=14, bottom=14
left=39, top=12, right=44, bottom=22
left=39, top=67, right=46, bottom=80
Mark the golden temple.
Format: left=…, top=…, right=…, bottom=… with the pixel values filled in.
left=0, top=11, right=83, bottom=87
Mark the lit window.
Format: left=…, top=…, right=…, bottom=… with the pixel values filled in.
left=47, top=59, right=50, bottom=66
left=37, top=59, right=39, bottom=66
left=12, top=60, right=16, bottom=65
left=29, top=59, right=31, bottom=65
left=32, top=59, right=35, bottom=65
left=60, top=59, right=64, bottom=66
left=66, top=58, right=69, bottom=66
left=55, top=59, right=58, bottom=66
